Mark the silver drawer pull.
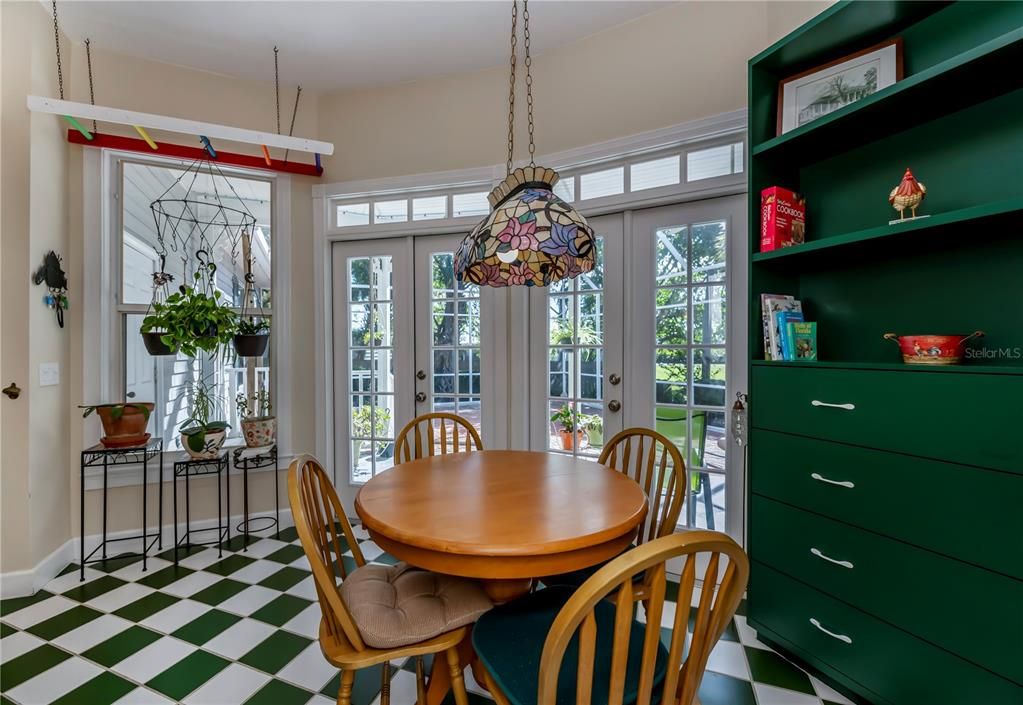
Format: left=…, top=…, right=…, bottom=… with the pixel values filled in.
left=810, top=618, right=852, bottom=644
left=811, top=400, right=855, bottom=410
left=811, top=547, right=854, bottom=569
left=811, top=473, right=855, bottom=489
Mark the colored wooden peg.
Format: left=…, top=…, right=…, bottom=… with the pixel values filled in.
left=199, top=135, right=217, bottom=158
left=133, top=125, right=158, bottom=150
left=315, top=152, right=322, bottom=172
left=261, top=145, right=272, bottom=166
left=63, top=115, right=93, bottom=140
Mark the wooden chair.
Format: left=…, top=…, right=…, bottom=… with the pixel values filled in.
left=394, top=412, right=483, bottom=464
left=473, top=531, right=750, bottom=705
left=288, top=454, right=484, bottom=705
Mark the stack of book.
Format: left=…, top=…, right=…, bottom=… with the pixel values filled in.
left=760, top=294, right=817, bottom=361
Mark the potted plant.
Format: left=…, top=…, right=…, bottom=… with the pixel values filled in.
left=236, top=387, right=276, bottom=448
left=180, top=380, right=230, bottom=459
left=80, top=402, right=154, bottom=448
left=550, top=404, right=585, bottom=451
left=140, top=281, right=236, bottom=358
left=234, top=316, right=270, bottom=358
left=351, top=405, right=391, bottom=462
left=581, top=413, right=603, bottom=447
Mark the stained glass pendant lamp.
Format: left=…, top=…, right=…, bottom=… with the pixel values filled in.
left=455, top=0, right=595, bottom=287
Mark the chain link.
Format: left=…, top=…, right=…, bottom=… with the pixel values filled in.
left=274, top=46, right=281, bottom=135
left=52, top=0, right=64, bottom=100
left=284, top=85, right=302, bottom=163
left=523, top=0, right=535, bottom=166
left=85, top=38, right=97, bottom=132
left=506, top=0, right=518, bottom=175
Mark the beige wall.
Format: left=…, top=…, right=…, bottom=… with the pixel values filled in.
left=2, top=0, right=828, bottom=579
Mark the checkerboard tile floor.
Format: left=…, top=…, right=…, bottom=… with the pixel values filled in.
left=1, top=526, right=856, bottom=705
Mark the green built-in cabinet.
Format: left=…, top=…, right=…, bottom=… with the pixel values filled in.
left=746, top=3, right=1023, bottom=704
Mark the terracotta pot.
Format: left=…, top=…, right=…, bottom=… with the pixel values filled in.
left=181, top=428, right=228, bottom=459
left=142, top=332, right=177, bottom=356
left=883, top=331, right=984, bottom=365
left=558, top=429, right=585, bottom=451
left=241, top=416, right=277, bottom=448
left=233, top=334, right=269, bottom=358
left=96, top=403, right=154, bottom=448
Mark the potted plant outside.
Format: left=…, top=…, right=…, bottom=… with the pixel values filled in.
left=80, top=402, right=154, bottom=448
left=180, top=380, right=231, bottom=459
left=236, top=388, right=276, bottom=448
left=351, top=406, right=392, bottom=462
left=234, top=316, right=270, bottom=358
left=581, top=413, right=603, bottom=447
left=550, top=404, right=585, bottom=451
left=140, top=281, right=236, bottom=358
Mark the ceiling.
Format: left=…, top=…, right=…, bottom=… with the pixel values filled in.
left=56, top=1, right=671, bottom=93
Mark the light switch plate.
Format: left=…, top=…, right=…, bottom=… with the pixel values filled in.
left=39, top=362, right=60, bottom=387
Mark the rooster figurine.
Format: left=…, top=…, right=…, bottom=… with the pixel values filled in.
left=889, top=168, right=926, bottom=220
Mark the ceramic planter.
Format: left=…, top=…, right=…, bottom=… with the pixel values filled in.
left=233, top=333, right=269, bottom=358
left=558, top=429, right=585, bottom=451
left=142, top=332, right=178, bottom=356
left=181, top=428, right=228, bottom=459
left=96, top=403, right=154, bottom=448
left=586, top=427, right=603, bottom=447
left=241, top=416, right=277, bottom=448
left=883, top=331, right=984, bottom=365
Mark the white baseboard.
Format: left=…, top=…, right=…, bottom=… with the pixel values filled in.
left=0, top=508, right=295, bottom=599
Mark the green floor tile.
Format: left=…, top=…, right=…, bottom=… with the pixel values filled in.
left=0, top=590, right=53, bottom=617
left=190, top=578, right=249, bottom=606
left=146, top=649, right=230, bottom=701
left=441, top=691, right=493, bottom=705
left=257, top=566, right=309, bottom=591
left=205, top=553, right=256, bottom=576
left=736, top=598, right=747, bottom=616
left=697, top=671, right=757, bottom=705
left=1, top=695, right=14, bottom=705
left=155, top=544, right=207, bottom=562
left=745, top=645, right=816, bottom=694
left=27, top=604, right=103, bottom=640
left=113, top=591, right=178, bottom=622
left=137, top=564, right=195, bottom=590
left=220, top=535, right=255, bottom=552
left=50, top=671, right=136, bottom=705
left=1, top=622, right=15, bottom=638
left=665, top=578, right=680, bottom=603
left=264, top=544, right=305, bottom=564
left=373, top=553, right=401, bottom=566
left=250, top=594, right=312, bottom=627
left=240, top=630, right=312, bottom=674
left=321, top=664, right=386, bottom=705
left=57, top=563, right=80, bottom=577
left=687, top=611, right=739, bottom=642
left=0, top=644, right=71, bottom=690
left=62, top=575, right=127, bottom=602
left=243, top=678, right=317, bottom=705
left=83, top=625, right=162, bottom=667
left=90, top=553, right=145, bottom=573
left=171, top=609, right=241, bottom=645
left=276, top=526, right=299, bottom=542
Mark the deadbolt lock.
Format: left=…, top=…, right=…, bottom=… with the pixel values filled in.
left=609, top=373, right=621, bottom=385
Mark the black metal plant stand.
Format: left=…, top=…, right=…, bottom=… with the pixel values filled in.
left=232, top=445, right=279, bottom=551
left=79, top=439, right=164, bottom=581
left=173, top=451, right=230, bottom=565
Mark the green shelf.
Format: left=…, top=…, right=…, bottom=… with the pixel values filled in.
left=751, top=198, right=1023, bottom=263
left=752, top=28, right=1023, bottom=163
left=751, top=360, right=1023, bottom=375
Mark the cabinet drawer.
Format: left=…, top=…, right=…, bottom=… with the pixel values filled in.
left=751, top=429, right=1023, bottom=578
left=749, top=563, right=1022, bottom=705
left=751, top=496, right=1023, bottom=683
left=751, top=365, right=1021, bottom=473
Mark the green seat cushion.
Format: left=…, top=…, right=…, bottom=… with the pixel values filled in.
left=472, top=586, right=668, bottom=705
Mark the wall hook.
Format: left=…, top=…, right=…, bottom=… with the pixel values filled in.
left=3, top=382, right=21, bottom=400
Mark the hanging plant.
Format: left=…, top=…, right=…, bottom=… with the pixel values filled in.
left=233, top=316, right=270, bottom=357
left=141, top=282, right=236, bottom=358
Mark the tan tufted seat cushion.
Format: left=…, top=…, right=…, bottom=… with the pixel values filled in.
left=339, top=562, right=493, bottom=649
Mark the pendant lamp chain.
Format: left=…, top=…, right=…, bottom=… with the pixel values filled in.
left=505, top=0, right=517, bottom=175
left=523, top=0, right=535, bottom=167
left=505, top=0, right=537, bottom=175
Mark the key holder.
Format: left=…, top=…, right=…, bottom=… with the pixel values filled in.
left=32, top=250, right=69, bottom=328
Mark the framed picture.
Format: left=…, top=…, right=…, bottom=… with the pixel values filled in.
left=777, top=38, right=903, bottom=135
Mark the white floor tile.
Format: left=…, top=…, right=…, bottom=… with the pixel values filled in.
left=358, top=541, right=384, bottom=561
left=289, top=575, right=318, bottom=601
left=754, top=682, right=822, bottom=705
left=228, top=560, right=285, bottom=585
left=112, top=687, right=178, bottom=705
left=140, top=599, right=211, bottom=634
left=372, top=669, right=417, bottom=705
left=276, top=642, right=337, bottom=692
left=203, top=618, right=276, bottom=660
left=4, top=596, right=79, bottom=629
left=734, top=615, right=770, bottom=650
left=281, top=603, right=321, bottom=639
left=239, top=538, right=290, bottom=558
left=87, top=582, right=154, bottom=613
left=811, top=675, right=856, bottom=705
left=705, top=639, right=750, bottom=681
left=0, top=631, right=45, bottom=660
left=42, top=567, right=105, bottom=593
left=160, top=570, right=222, bottom=598
left=182, top=663, right=269, bottom=705
left=111, top=636, right=196, bottom=683
left=7, top=655, right=102, bottom=705
left=216, top=585, right=279, bottom=616
left=111, top=557, right=173, bottom=582
left=53, top=613, right=134, bottom=653
left=177, top=549, right=224, bottom=571
left=306, top=696, right=336, bottom=705
left=288, top=556, right=313, bottom=571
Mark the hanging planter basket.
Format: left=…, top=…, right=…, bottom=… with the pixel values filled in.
left=233, top=333, right=269, bottom=357
left=142, top=331, right=178, bottom=356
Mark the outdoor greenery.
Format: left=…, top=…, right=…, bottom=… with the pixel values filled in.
left=351, top=405, right=391, bottom=439
left=235, top=387, right=272, bottom=420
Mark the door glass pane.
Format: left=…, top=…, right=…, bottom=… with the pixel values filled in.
left=653, top=218, right=728, bottom=528
left=429, top=252, right=482, bottom=437
left=544, top=234, right=606, bottom=459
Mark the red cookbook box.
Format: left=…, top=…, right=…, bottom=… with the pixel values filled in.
left=760, top=186, right=806, bottom=252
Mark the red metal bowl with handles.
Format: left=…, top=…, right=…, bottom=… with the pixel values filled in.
left=883, top=331, right=984, bottom=365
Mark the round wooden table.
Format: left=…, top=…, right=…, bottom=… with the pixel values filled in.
left=354, top=449, right=648, bottom=602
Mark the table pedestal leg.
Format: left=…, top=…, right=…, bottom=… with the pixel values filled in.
left=480, top=578, right=533, bottom=604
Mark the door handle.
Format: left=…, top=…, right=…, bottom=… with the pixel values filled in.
left=126, top=391, right=137, bottom=399
left=608, top=400, right=621, bottom=413
left=608, top=373, right=621, bottom=386
left=415, top=392, right=427, bottom=403
left=416, top=370, right=426, bottom=380
left=811, top=400, right=855, bottom=411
